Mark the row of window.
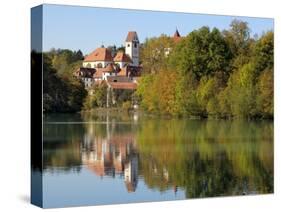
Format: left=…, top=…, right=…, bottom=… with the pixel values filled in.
left=85, top=62, right=130, bottom=69
left=86, top=63, right=103, bottom=68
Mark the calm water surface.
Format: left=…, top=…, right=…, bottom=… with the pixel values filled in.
left=42, top=112, right=273, bottom=208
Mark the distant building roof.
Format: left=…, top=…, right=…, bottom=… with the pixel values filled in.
left=74, top=67, right=96, bottom=78
left=84, top=48, right=113, bottom=62
left=114, top=51, right=132, bottom=63
left=103, top=63, right=115, bottom=72
left=125, top=65, right=142, bottom=77
left=125, top=31, right=139, bottom=42
left=108, top=82, right=137, bottom=90
left=93, top=69, right=103, bottom=78
left=173, top=29, right=181, bottom=43
left=117, top=68, right=127, bottom=76
left=95, top=63, right=119, bottom=73
left=115, top=65, right=141, bottom=77
left=107, top=76, right=133, bottom=83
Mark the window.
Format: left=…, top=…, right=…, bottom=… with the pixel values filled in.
left=127, top=44, right=130, bottom=47
left=134, top=42, right=137, bottom=48
left=97, top=63, right=102, bottom=68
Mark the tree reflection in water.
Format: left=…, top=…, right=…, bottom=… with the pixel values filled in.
left=43, top=112, right=273, bottom=198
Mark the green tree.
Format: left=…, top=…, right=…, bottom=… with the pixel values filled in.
left=114, top=89, right=134, bottom=107
left=42, top=54, right=87, bottom=112
left=223, top=19, right=253, bottom=69
left=47, top=49, right=84, bottom=77
left=253, top=31, right=274, bottom=72
left=228, top=63, right=258, bottom=118
left=169, top=27, right=232, bottom=80
left=257, top=69, right=273, bottom=117
left=83, top=81, right=108, bottom=110
left=196, top=76, right=223, bottom=117
left=217, top=87, right=232, bottom=118
left=140, top=35, right=174, bottom=74
left=136, top=74, right=159, bottom=112
left=155, top=70, right=178, bottom=114
left=174, top=71, right=199, bottom=116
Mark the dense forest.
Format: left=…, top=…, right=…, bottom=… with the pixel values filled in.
left=137, top=20, right=274, bottom=119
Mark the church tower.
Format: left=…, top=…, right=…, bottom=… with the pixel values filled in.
left=125, top=31, right=139, bottom=66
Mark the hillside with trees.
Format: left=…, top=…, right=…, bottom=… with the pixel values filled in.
left=137, top=20, right=273, bottom=119
left=40, top=49, right=87, bottom=113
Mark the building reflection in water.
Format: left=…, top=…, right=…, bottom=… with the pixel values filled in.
left=81, top=120, right=138, bottom=192
left=124, top=155, right=138, bottom=192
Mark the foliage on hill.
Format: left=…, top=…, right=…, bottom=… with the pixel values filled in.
left=41, top=49, right=87, bottom=113
left=83, top=81, right=108, bottom=109
left=137, top=20, right=274, bottom=119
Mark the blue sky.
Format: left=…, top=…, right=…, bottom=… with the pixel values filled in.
left=42, top=4, right=274, bottom=55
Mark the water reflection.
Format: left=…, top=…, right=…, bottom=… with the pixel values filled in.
left=43, top=112, right=273, bottom=206
left=81, top=130, right=138, bottom=192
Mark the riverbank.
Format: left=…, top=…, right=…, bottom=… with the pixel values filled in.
left=79, top=107, right=273, bottom=120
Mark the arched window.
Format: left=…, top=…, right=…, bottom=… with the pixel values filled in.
left=97, top=63, right=103, bottom=68
left=86, top=63, right=91, bottom=68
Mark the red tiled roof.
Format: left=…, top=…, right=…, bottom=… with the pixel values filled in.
left=84, top=48, right=113, bottom=62
left=125, top=31, right=139, bottom=42
left=108, top=82, right=137, bottom=90
left=114, top=51, right=132, bottom=63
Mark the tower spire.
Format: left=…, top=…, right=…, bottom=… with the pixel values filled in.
left=173, top=28, right=181, bottom=43
left=174, top=27, right=180, bottom=38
